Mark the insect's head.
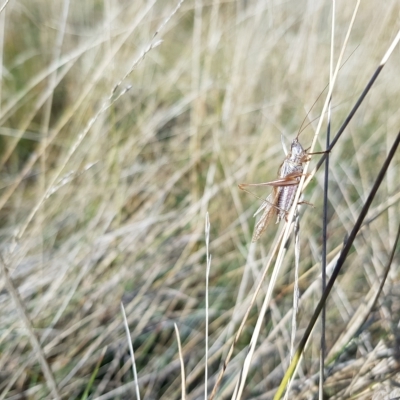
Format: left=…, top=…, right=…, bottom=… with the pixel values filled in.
left=290, top=138, right=304, bottom=157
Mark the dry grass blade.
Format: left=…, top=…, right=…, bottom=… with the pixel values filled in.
left=174, top=323, right=186, bottom=400
left=273, top=130, right=400, bottom=400
left=0, top=258, right=61, bottom=399
left=120, top=303, right=141, bottom=400
left=205, top=212, right=211, bottom=400
left=0, top=0, right=10, bottom=14
left=283, top=214, right=301, bottom=400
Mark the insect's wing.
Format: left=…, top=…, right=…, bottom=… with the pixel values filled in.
left=253, top=195, right=270, bottom=217
left=252, top=188, right=279, bottom=242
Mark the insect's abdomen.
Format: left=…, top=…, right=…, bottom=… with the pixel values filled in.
left=277, top=185, right=298, bottom=221
left=276, top=163, right=303, bottom=222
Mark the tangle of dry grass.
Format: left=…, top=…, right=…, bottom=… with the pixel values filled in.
left=0, top=1, right=399, bottom=399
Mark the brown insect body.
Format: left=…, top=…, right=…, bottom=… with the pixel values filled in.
left=276, top=139, right=307, bottom=221
left=240, top=138, right=308, bottom=242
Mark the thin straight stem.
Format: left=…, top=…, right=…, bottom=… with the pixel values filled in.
left=320, top=2, right=335, bottom=398
left=319, top=96, right=329, bottom=398
left=205, top=212, right=211, bottom=400
left=320, top=113, right=329, bottom=390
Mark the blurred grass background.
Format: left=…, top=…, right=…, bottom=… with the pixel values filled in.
left=0, top=0, right=400, bottom=399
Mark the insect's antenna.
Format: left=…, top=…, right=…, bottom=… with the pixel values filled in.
left=296, top=86, right=328, bottom=140
left=296, top=44, right=359, bottom=140
left=298, top=101, right=344, bottom=134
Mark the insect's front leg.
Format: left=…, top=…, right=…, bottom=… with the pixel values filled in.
left=304, top=149, right=331, bottom=161
left=282, top=201, right=314, bottom=222
left=298, top=200, right=314, bottom=208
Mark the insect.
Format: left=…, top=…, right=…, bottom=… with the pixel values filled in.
left=238, top=137, right=310, bottom=242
